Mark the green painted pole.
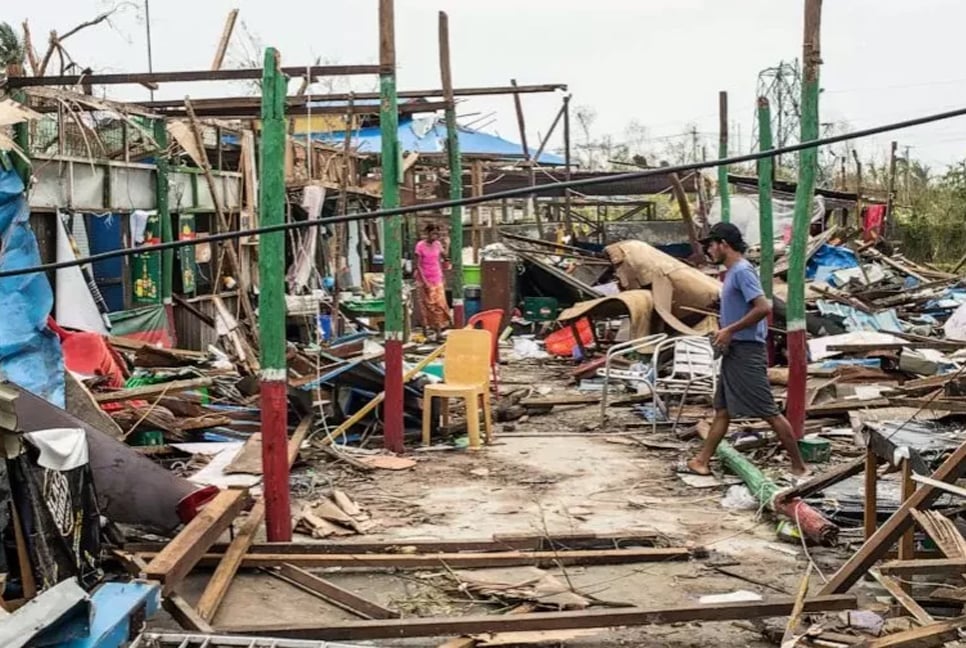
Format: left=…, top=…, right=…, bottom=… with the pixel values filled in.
left=259, top=47, right=291, bottom=541
left=786, top=0, right=823, bottom=440
left=439, top=11, right=464, bottom=327
left=380, top=0, right=405, bottom=453
left=757, top=98, right=775, bottom=300
left=718, top=90, right=731, bottom=223
left=154, top=117, right=176, bottom=343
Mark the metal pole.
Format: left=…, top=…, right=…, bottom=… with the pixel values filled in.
left=757, top=97, right=776, bottom=367
left=259, top=47, right=291, bottom=541
left=144, top=0, right=155, bottom=102
left=786, top=0, right=823, bottom=440
left=439, top=11, right=464, bottom=328
left=155, top=118, right=175, bottom=342
left=380, top=0, right=405, bottom=454
left=718, top=90, right=730, bottom=222
left=563, top=95, right=574, bottom=237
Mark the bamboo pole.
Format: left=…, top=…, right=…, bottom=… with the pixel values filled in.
left=786, top=0, right=823, bottom=439
left=439, top=11, right=464, bottom=328
left=757, top=98, right=775, bottom=366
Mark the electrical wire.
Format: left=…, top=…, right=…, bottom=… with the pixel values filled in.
left=7, top=102, right=966, bottom=280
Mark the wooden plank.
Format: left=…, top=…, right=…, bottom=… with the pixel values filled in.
left=195, top=500, right=264, bottom=622
left=93, top=377, right=213, bottom=403
left=890, top=397, right=966, bottom=414
left=272, top=564, right=399, bottom=619
left=820, top=438, right=966, bottom=595
left=143, top=489, right=248, bottom=595
left=136, top=546, right=701, bottom=571
left=10, top=503, right=36, bottom=600
left=210, top=9, right=239, bottom=71
left=899, top=460, right=916, bottom=564
left=910, top=509, right=966, bottom=559
left=871, top=570, right=933, bottom=626
left=221, top=595, right=857, bottom=641
left=878, top=558, right=966, bottom=578
left=776, top=457, right=865, bottom=503
left=865, top=447, right=879, bottom=541
left=865, top=615, right=966, bottom=647
left=125, top=531, right=663, bottom=556
left=5, top=65, right=383, bottom=87
left=163, top=594, right=215, bottom=634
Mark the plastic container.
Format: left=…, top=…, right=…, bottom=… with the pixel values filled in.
left=463, top=264, right=481, bottom=286
left=464, top=284, right=483, bottom=320
left=798, top=436, right=832, bottom=463
left=524, top=296, right=559, bottom=322
left=544, top=318, right=594, bottom=356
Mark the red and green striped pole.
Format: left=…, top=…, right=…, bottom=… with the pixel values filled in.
left=380, top=0, right=405, bottom=454
left=757, top=97, right=775, bottom=366
left=786, top=0, right=823, bottom=439
left=439, top=11, right=464, bottom=328
left=259, top=47, right=291, bottom=540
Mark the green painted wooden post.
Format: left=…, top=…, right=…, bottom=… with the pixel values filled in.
left=259, top=47, right=291, bottom=541
left=154, top=119, right=173, bottom=303
left=439, top=11, right=464, bottom=327
left=787, top=0, right=823, bottom=439
left=381, top=0, right=405, bottom=453
left=718, top=90, right=730, bottom=223
left=756, top=98, right=775, bottom=300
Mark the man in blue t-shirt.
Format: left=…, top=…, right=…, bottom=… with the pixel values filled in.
left=685, top=222, right=810, bottom=479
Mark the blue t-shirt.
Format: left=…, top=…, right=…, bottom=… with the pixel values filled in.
left=720, top=259, right=767, bottom=343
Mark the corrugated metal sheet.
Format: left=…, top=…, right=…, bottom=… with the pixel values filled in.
left=174, top=293, right=238, bottom=351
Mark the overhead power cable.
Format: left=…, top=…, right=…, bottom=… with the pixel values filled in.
left=5, top=102, right=966, bottom=280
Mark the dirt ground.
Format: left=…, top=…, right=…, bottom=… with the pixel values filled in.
left=153, top=355, right=868, bottom=647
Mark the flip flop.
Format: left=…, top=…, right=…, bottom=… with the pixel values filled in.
left=674, top=460, right=713, bottom=477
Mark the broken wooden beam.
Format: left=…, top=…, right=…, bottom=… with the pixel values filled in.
left=271, top=564, right=399, bottom=619
left=143, top=489, right=248, bottom=595
left=162, top=594, right=215, bottom=634
left=221, top=595, right=857, bottom=641
left=195, top=500, right=264, bottom=622
left=864, top=615, right=966, bottom=647
left=93, top=377, right=213, bottom=403
left=820, top=438, right=966, bottom=595
left=870, top=569, right=933, bottom=626
left=136, top=546, right=703, bottom=571
left=774, top=456, right=865, bottom=503
left=126, top=530, right=664, bottom=555
left=878, top=558, right=966, bottom=577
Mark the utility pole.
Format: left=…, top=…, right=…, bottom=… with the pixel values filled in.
left=904, top=145, right=911, bottom=205
left=691, top=125, right=699, bottom=164
left=852, top=149, right=863, bottom=223
left=380, top=0, right=405, bottom=454
left=757, top=97, right=776, bottom=367
left=144, top=0, right=155, bottom=101
left=563, top=95, right=574, bottom=237
left=718, top=91, right=730, bottom=222
left=155, top=118, right=174, bottom=342
left=885, top=140, right=898, bottom=238
left=786, top=0, right=823, bottom=441
left=438, top=11, right=464, bottom=328
left=258, top=47, right=291, bottom=541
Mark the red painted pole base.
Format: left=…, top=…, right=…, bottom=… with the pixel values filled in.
left=384, top=338, right=405, bottom=454
left=260, top=379, right=291, bottom=541
left=453, top=303, right=465, bottom=329
left=774, top=497, right=839, bottom=545
left=786, top=328, right=808, bottom=440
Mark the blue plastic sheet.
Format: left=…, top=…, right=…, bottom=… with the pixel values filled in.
left=0, top=163, right=65, bottom=406
left=807, top=244, right=859, bottom=280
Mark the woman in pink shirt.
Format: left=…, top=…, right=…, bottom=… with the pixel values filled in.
left=414, top=224, right=451, bottom=340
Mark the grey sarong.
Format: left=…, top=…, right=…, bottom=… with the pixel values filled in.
left=713, top=341, right=779, bottom=419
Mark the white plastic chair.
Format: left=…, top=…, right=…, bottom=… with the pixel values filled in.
left=598, top=333, right=668, bottom=421
left=651, top=336, right=717, bottom=432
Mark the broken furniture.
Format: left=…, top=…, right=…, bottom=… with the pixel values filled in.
left=422, top=328, right=494, bottom=448
left=651, top=336, right=717, bottom=432
left=598, top=333, right=668, bottom=420
left=467, top=307, right=505, bottom=392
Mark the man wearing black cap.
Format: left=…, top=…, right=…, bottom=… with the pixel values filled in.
left=685, top=222, right=810, bottom=479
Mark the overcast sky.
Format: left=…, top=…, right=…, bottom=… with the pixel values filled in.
left=19, top=0, right=966, bottom=172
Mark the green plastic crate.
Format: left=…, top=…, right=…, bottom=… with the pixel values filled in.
left=798, top=437, right=831, bottom=463
left=523, top=296, right=559, bottom=322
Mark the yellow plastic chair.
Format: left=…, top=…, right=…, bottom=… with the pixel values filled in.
left=421, top=328, right=494, bottom=449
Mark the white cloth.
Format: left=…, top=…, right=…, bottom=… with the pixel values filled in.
left=24, top=427, right=89, bottom=471
left=130, top=209, right=151, bottom=245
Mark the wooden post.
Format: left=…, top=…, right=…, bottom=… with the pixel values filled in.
left=757, top=97, right=776, bottom=366
left=885, top=140, right=898, bottom=239
left=155, top=118, right=176, bottom=345
left=899, top=459, right=915, bottom=561
left=211, top=9, right=239, bottom=71
left=786, top=0, right=823, bottom=440
left=380, top=0, right=405, bottom=454
left=258, top=48, right=291, bottom=541
left=864, top=447, right=878, bottom=541
left=852, top=149, right=863, bottom=224
left=510, top=79, right=539, bottom=236
left=11, top=91, right=30, bottom=186
left=563, top=95, right=574, bottom=237
left=439, top=11, right=464, bottom=328
left=471, top=160, right=483, bottom=264
left=718, top=90, right=730, bottom=223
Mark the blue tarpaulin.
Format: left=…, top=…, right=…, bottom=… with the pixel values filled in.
left=807, top=244, right=859, bottom=280
left=0, top=162, right=65, bottom=406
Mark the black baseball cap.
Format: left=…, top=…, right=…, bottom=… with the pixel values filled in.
left=701, top=222, right=747, bottom=253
